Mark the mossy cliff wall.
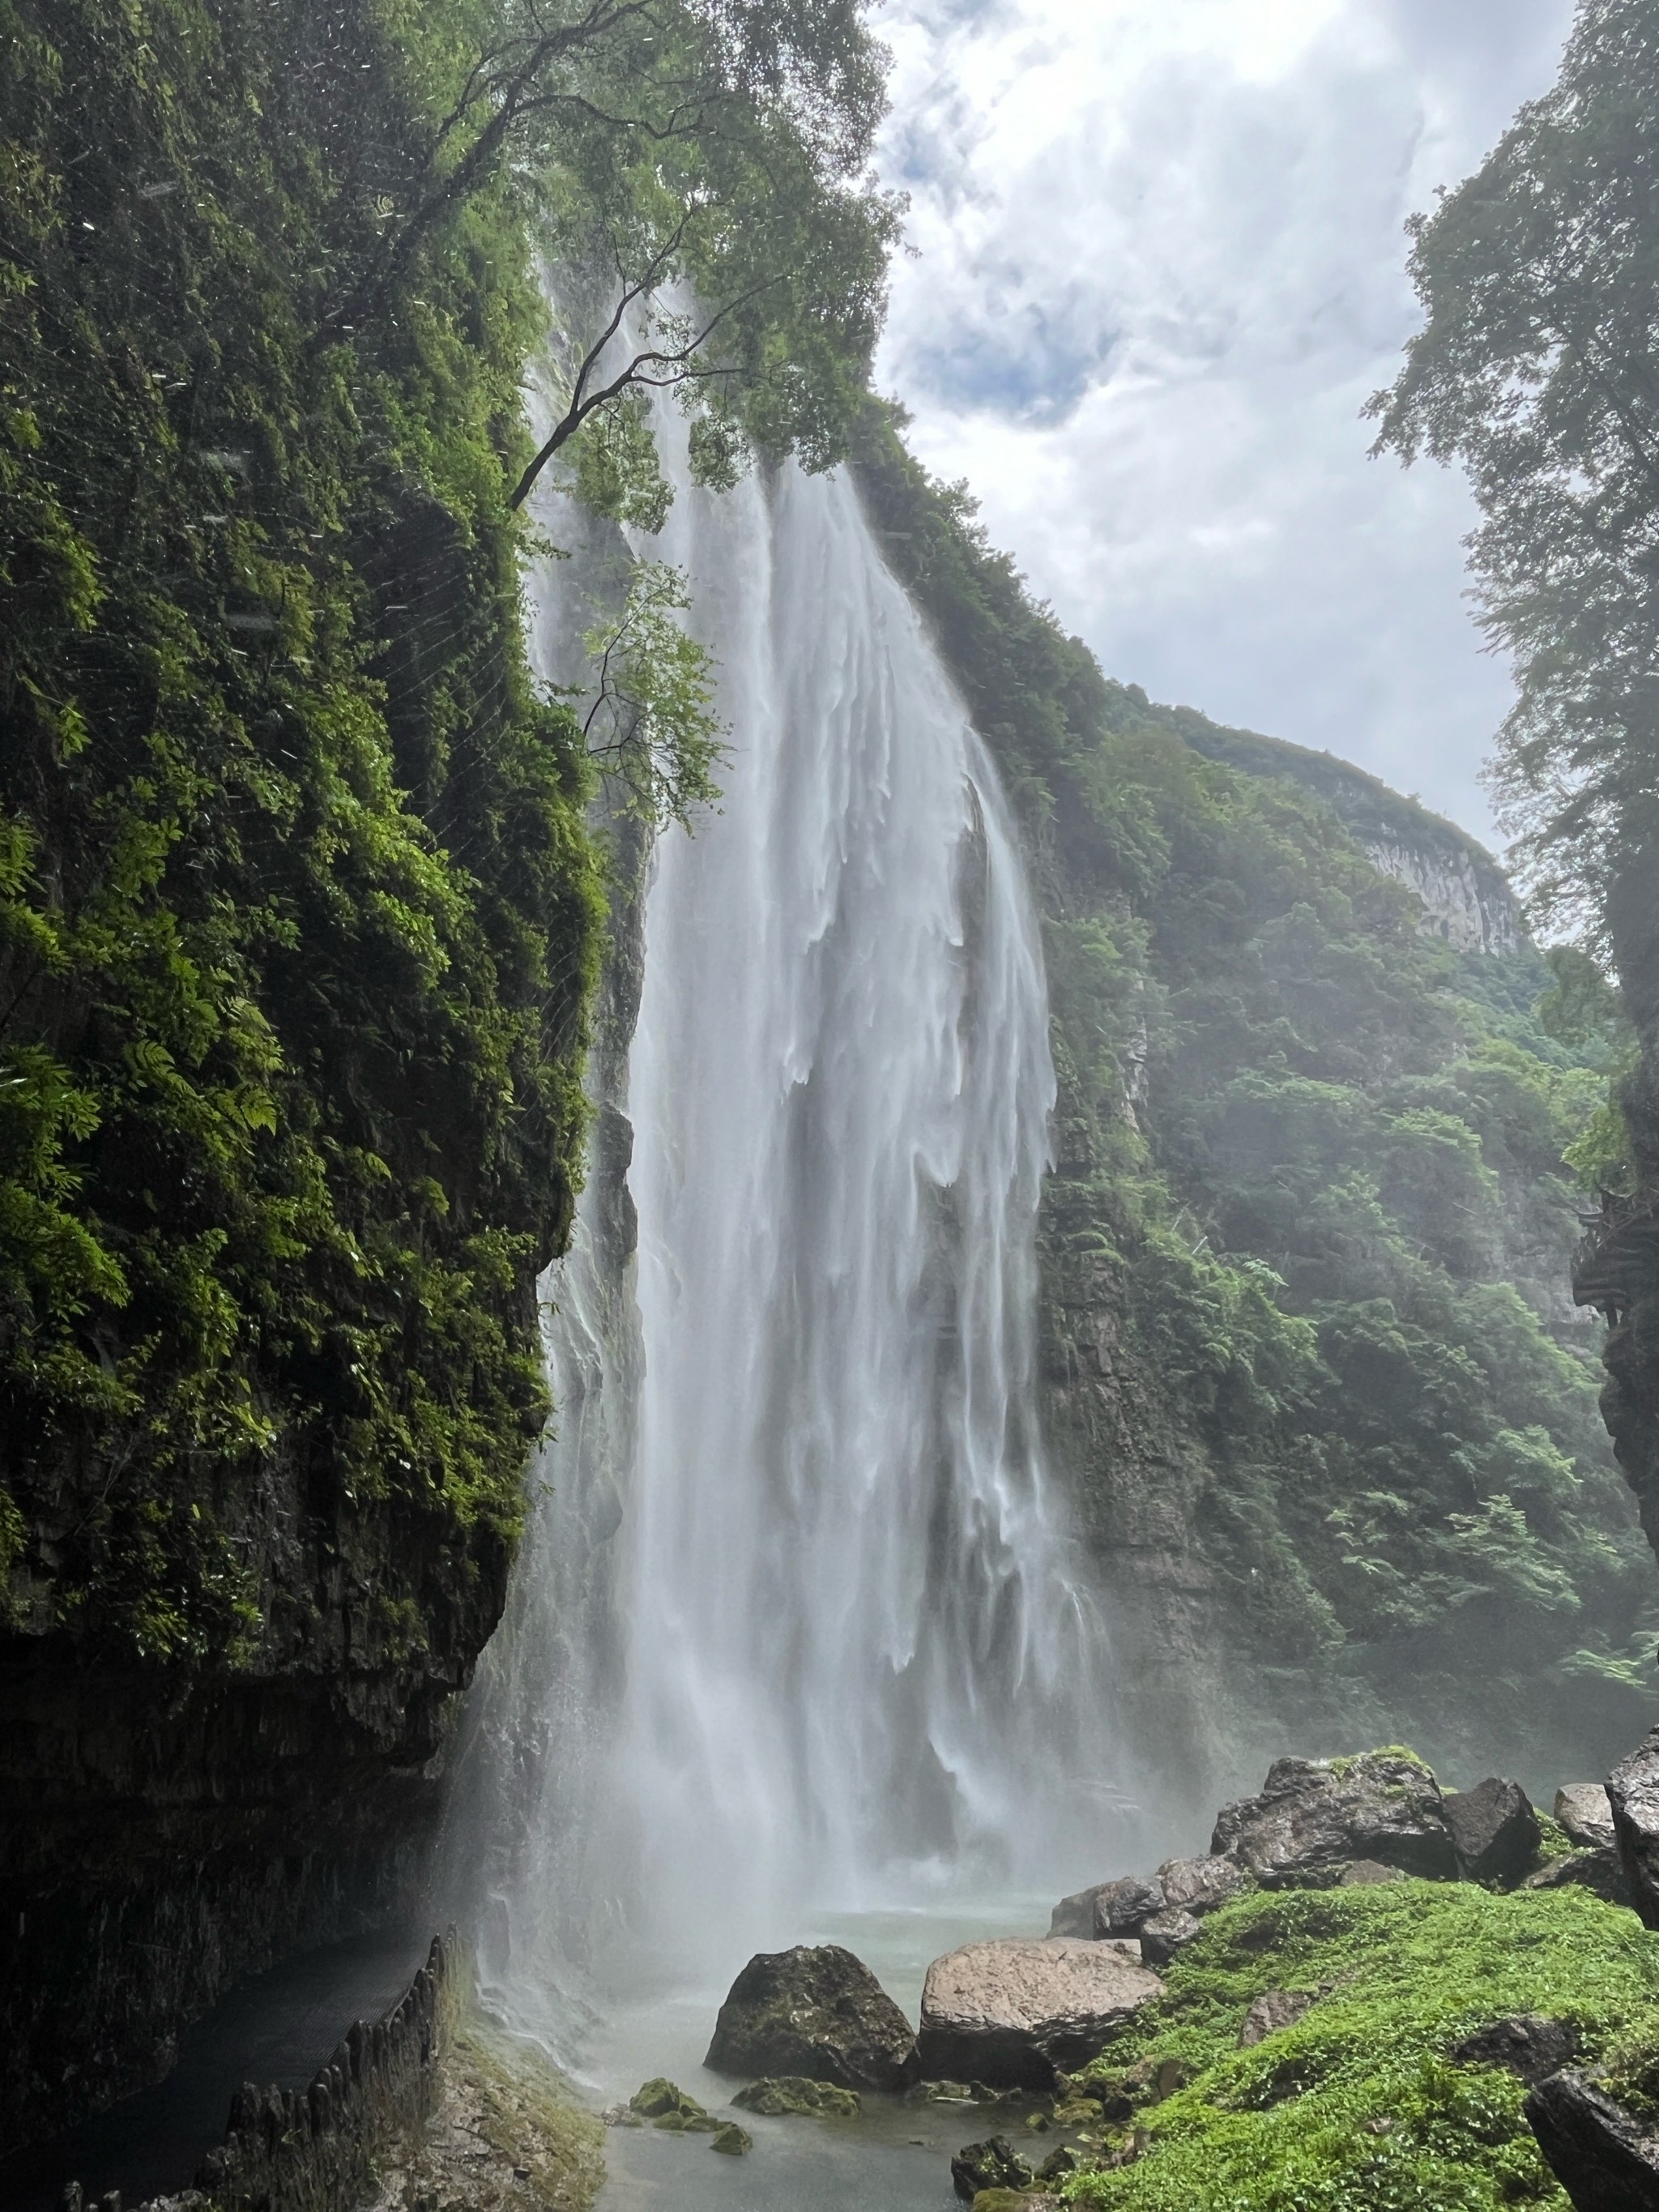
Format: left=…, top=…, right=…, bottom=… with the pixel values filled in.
left=0, top=0, right=599, bottom=2146
left=851, top=406, right=1653, bottom=1823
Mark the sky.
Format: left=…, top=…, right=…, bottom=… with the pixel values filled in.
left=870, top=0, right=1580, bottom=848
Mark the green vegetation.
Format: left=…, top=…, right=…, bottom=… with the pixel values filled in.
left=0, top=0, right=888, bottom=1663
left=1054, top=1881, right=1659, bottom=2210
left=852, top=404, right=1651, bottom=1776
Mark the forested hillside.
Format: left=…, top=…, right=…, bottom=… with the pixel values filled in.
left=854, top=408, right=1652, bottom=1806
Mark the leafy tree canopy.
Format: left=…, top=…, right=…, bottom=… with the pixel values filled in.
left=1367, top=0, right=1659, bottom=954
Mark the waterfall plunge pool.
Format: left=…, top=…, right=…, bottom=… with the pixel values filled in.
left=548, top=1897, right=1060, bottom=2212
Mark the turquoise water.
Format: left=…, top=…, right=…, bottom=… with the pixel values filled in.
left=580, top=1898, right=1055, bottom=2212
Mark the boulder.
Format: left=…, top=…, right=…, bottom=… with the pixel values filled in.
left=1238, top=1989, right=1314, bottom=2047
left=1047, top=1886, right=1101, bottom=1938
left=710, top=2123, right=753, bottom=2154
left=731, top=2075, right=861, bottom=2117
left=1557, top=1784, right=1618, bottom=1851
left=706, top=1944, right=919, bottom=2090
left=1522, top=1848, right=1636, bottom=1910
left=1445, top=1777, right=1541, bottom=1885
left=1091, top=1873, right=1166, bottom=1937
left=1609, top=1727, right=1659, bottom=1928
left=1525, top=2069, right=1659, bottom=2210
left=1156, top=1855, right=1248, bottom=1916
left=1209, top=1752, right=1455, bottom=1882
left=1137, top=1907, right=1201, bottom=1966
left=950, top=2135, right=1031, bottom=2201
left=1452, top=2015, right=1579, bottom=2086
left=1340, top=1860, right=1407, bottom=1885
left=920, top=1938, right=1162, bottom=2089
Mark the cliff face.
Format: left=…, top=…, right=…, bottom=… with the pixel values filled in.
left=1171, top=717, right=1525, bottom=959
left=852, top=408, right=1653, bottom=1815
left=0, top=0, right=598, bottom=2146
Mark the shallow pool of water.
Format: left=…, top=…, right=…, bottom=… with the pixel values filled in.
left=543, top=1898, right=1058, bottom=2212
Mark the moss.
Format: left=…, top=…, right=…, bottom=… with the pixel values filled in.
left=731, top=2074, right=862, bottom=2118
left=1055, top=1882, right=1659, bottom=2208
left=0, top=0, right=602, bottom=1663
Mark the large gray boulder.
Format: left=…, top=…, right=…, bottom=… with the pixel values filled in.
left=919, top=1938, right=1162, bottom=2089
left=1525, top=2069, right=1659, bottom=2210
left=1209, top=1752, right=1456, bottom=1882
left=1557, top=1784, right=1617, bottom=1851
left=1444, top=1777, right=1540, bottom=1885
left=1609, top=1728, right=1659, bottom=1928
left=705, top=1944, right=919, bottom=2090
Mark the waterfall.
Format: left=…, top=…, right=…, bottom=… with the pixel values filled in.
left=457, top=421, right=1125, bottom=2040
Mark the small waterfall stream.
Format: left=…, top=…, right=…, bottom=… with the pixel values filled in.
left=456, top=416, right=1125, bottom=2053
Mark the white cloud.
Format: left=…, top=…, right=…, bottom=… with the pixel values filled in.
left=872, top=0, right=1579, bottom=846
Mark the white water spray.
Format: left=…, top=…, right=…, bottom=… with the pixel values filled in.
left=460, top=425, right=1124, bottom=2039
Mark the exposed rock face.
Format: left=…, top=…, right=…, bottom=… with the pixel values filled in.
left=705, top=1945, right=919, bottom=2091
left=1209, top=1753, right=1455, bottom=1882
left=1608, top=1727, right=1659, bottom=1928
left=919, top=1939, right=1162, bottom=2089
left=1557, top=1786, right=1618, bottom=1851
left=1238, top=1989, right=1314, bottom=2047
left=1525, top=2069, right=1659, bottom=2211
left=1444, top=1778, right=1540, bottom=1884
left=1453, top=2015, right=1579, bottom=2086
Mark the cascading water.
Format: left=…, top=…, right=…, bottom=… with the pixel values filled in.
left=455, top=406, right=1129, bottom=2050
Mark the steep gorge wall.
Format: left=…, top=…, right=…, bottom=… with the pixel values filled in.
left=0, top=0, right=598, bottom=2146
left=851, top=407, right=1653, bottom=1819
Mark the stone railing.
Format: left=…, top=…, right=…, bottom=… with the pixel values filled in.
left=57, top=1932, right=451, bottom=2212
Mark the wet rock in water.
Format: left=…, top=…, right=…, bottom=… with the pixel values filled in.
left=1340, top=1859, right=1407, bottom=1885
left=1557, top=1783, right=1618, bottom=1851
left=710, top=2123, right=753, bottom=2155
left=1209, top=1751, right=1455, bottom=1883
left=920, top=1938, right=1162, bottom=2089
left=1037, top=2143, right=1081, bottom=2180
left=1156, top=1855, right=1248, bottom=1917
left=1526, top=2068, right=1659, bottom=2210
left=731, top=2075, right=862, bottom=2118
left=1445, top=1776, right=1540, bottom=1884
left=1453, top=2014, right=1579, bottom=2086
left=950, top=2134, right=1032, bottom=2201
left=1137, top=1907, right=1201, bottom=1966
left=1521, top=1847, right=1636, bottom=1910
left=706, top=1943, right=919, bottom=2090
left=630, top=2077, right=706, bottom=2121
left=1610, top=1729, right=1659, bottom=1929
left=1238, top=1989, right=1315, bottom=2047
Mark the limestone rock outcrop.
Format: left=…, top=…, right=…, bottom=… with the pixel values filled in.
left=1209, top=1752, right=1455, bottom=1882
left=705, top=1945, right=919, bottom=2091
left=919, top=1938, right=1162, bottom=2088
left=1445, top=1777, right=1540, bottom=1884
